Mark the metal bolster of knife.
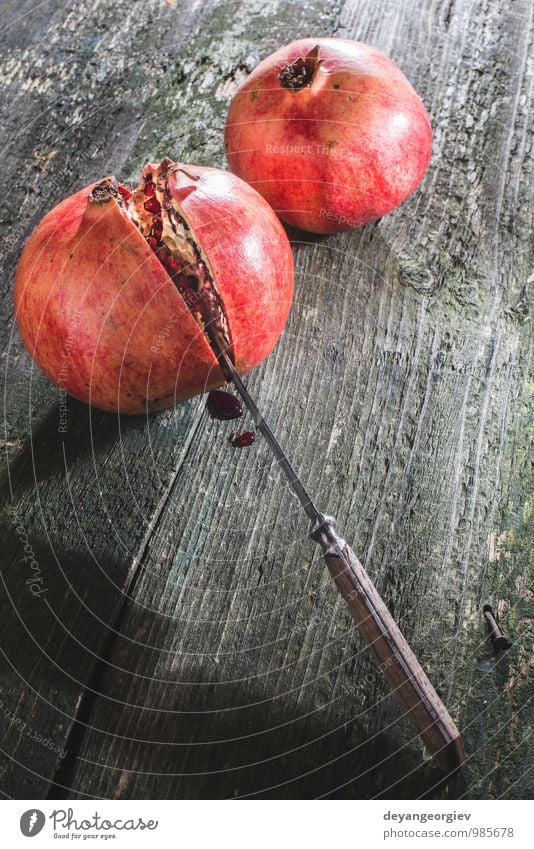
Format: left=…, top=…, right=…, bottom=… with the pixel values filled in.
left=310, top=513, right=346, bottom=553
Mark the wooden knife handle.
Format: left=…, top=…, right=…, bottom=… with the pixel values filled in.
left=311, top=516, right=466, bottom=771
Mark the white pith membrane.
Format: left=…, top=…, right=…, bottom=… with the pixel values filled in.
left=93, top=159, right=233, bottom=365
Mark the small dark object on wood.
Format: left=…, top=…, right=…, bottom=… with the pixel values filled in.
left=483, top=604, right=511, bottom=652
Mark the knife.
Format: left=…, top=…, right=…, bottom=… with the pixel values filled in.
left=216, top=347, right=466, bottom=772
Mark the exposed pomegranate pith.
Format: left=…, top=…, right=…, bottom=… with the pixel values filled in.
left=127, top=158, right=233, bottom=364
left=14, top=159, right=294, bottom=413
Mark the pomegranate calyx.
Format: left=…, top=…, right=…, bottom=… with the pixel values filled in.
left=89, top=177, right=121, bottom=204
left=279, top=44, right=320, bottom=91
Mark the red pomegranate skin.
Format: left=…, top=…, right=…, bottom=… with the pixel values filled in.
left=225, top=38, right=433, bottom=233
left=14, top=165, right=294, bottom=414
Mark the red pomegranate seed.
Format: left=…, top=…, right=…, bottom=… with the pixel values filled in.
left=208, top=390, right=243, bottom=420
left=144, top=180, right=155, bottom=197
left=118, top=184, right=132, bottom=201
left=165, top=256, right=182, bottom=276
left=231, top=431, right=255, bottom=447
left=152, top=220, right=163, bottom=239
left=144, top=197, right=161, bottom=215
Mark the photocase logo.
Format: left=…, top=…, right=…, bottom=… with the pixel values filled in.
left=20, top=809, right=46, bottom=837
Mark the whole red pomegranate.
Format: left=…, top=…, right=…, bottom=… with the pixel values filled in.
left=225, top=38, right=432, bottom=233
left=14, top=159, right=293, bottom=413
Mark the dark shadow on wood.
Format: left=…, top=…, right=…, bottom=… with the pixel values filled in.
left=0, top=396, right=197, bottom=798
left=2, top=399, right=150, bottom=497
left=0, top=525, right=125, bottom=798
left=40, top=593, right=468, bottom=800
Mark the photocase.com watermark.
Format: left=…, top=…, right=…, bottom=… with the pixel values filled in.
left=20, top=809, right=46, bottom=837
left=1, top=698, right=66, bottom=759
left=7, top=506, right=47, bottom=597
left=150, top=283, right=209, bottom=356
left=151, top=311, right=180, bottom=355
left=265, top=142, right=369, bottom=163
left=19, top=807, right=159, bottom=838
left=57, top=308, right=83, bottom=433
left=319, top=208, right=361, bottom=229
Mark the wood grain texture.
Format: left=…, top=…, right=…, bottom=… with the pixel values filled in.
left=0, top=0, right=532, bottom=800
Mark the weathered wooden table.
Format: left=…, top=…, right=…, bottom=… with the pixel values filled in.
left=1, top=0, right=532, bottom=800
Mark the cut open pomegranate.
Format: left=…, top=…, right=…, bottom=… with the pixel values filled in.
left=14, top=159, right=294, bottom=413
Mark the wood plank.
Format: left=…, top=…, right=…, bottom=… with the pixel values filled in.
left=56, top=0, right=532, bottom=799
left=0, top=0, right=215, bottom=798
